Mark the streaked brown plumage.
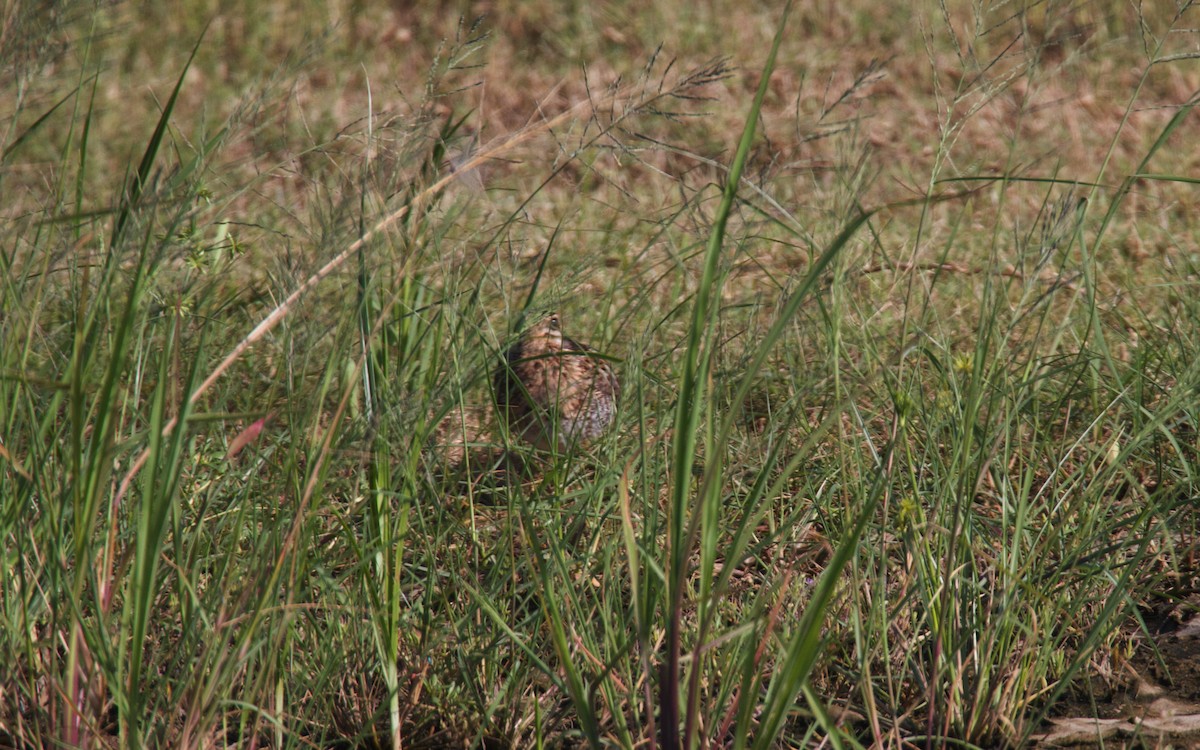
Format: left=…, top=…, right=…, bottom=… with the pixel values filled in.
left=493, top=314, right=619, bottom=450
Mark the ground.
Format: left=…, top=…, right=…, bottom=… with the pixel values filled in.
left=3, top=1, right=1200, bottom=747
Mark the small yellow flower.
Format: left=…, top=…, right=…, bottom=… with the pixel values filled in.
left=897, top=494, right=921, bottom=531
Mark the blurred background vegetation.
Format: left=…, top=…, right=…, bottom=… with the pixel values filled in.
left=2, top=0, right=1199, bottom=748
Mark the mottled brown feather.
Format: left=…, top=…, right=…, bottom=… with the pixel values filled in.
left=493, top=314, right=619, bottom=450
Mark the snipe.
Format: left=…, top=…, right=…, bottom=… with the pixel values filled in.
left=493, top=313, right=619, bottom=451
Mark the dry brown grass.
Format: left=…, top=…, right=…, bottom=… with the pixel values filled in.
left=4, top=2, right=1200, bottom=747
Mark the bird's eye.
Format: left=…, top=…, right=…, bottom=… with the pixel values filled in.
left=548, top=315, right=560, bottom=330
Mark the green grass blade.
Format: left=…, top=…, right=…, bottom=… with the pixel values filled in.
left=662, top=4, right=793, bottom=749
left=110, top=25, right=208, bottom=248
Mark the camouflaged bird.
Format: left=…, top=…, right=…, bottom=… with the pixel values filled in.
left=493, top=314, right=619, bottom=451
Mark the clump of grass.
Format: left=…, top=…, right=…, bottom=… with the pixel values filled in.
left=4, top=1, right=1200, bottom=749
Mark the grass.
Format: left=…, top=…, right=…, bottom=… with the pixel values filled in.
left=2, top=0, right=1200, bottom=747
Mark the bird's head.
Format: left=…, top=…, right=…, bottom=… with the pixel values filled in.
left=526, top=313, right=564, bottom=348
